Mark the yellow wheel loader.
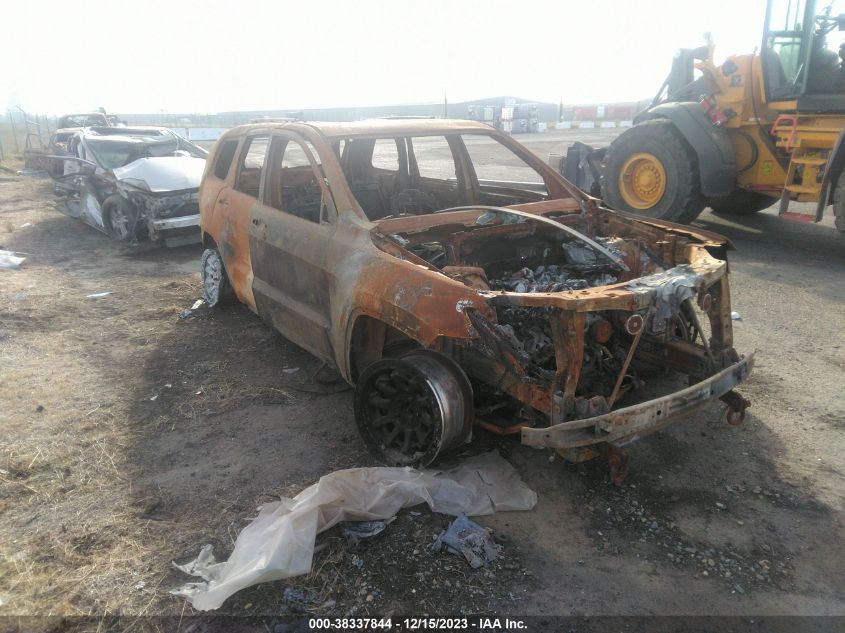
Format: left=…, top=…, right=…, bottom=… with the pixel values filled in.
left=560, top=0, right=845, bottom=232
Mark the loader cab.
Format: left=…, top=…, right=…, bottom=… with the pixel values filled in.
left=762, top=0, right=845, bottom=110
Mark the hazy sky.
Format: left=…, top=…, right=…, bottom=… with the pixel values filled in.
left=4, top=0, right=768, bottom=115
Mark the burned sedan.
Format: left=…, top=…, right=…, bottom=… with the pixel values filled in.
left=199, top=119, right=752, bottom=481
left=52, top=126, right=208, bottom=244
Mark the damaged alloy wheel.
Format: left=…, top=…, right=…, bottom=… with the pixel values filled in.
left=103, top=195, right=141, bottom=241
left=354, top=350, right=473, bottom=467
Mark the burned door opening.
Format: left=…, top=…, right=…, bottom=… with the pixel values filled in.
left=249, top=134, right=337, bottom=363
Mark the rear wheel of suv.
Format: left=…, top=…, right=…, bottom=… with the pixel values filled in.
left=200, top=248, right=236, bottom=307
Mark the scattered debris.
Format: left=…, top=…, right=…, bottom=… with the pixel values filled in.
left=431, top=513, right=500, bottom=568
left=179, top=298, right=207, bottom=319
left=282, top=367, right=300, bottom=375
left=342, top=518, right=395, bottom=545
left=488, top=263, right=615, bottom=294
left=172, top=452, right=536, bottom=610
left=282, top=586, right=319, bottom=613
left=0, top=250, right=26, bottom=270
left=86, top=291, right=113, bottom=299
left=731, top=311, right=743, bottom=321
left=579, top=482, right=795, bottom=593
left=20, top=222, right=33, bottom=228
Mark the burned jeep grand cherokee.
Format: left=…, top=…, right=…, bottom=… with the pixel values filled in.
left=199, top=119, right=752, bottom=480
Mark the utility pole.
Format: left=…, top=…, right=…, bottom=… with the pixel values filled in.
left=443, top=92, right=448, bottom=119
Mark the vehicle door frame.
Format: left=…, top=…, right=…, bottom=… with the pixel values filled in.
left=211, top=131, right=273, bottom=310
left=248, top=130, right=339, bottom=363
left=405, top=134, right=473, bottom=206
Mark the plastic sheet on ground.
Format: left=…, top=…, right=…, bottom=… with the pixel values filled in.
left=172, top=451, right=536, bottom=610
left=0, top=250, right=25, bottom=270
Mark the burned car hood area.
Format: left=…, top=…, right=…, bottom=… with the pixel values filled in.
left=360, top=201, right=751, bottom=477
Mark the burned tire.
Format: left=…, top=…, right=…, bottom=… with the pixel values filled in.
left=709, top=189, right=775, bottom=216
left=354, top=351, right=473, bottom=467
left=102, top=195, right=142, bottom=241
left=601, top=119, right=705, bottom=224
left=833, top=173, right=845, bottom=233
left=200, top=248, right=236, bottom=307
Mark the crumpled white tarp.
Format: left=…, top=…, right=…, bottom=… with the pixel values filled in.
left=0, top=250, right=25, bottom=270
left=172, top=452, right=536, bottom=610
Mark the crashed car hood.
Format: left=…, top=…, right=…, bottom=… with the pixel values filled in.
left=112, top=156, right=206, bottom=192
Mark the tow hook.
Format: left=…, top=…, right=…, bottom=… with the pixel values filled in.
left=720, top=390, right=751, bottom=426
left=598, top=443, right=630, bottom=486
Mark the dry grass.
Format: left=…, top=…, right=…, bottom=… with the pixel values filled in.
left=0, top=178, right=352, bottom=620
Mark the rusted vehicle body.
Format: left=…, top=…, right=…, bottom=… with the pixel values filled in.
left=52, top=126, right=208, bottom=244
left=199, top=119, right=752, bottom=479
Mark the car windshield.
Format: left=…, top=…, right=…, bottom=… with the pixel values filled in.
left=86, top=133, right=206, bottom=170
left=335, top=132, right=552, bottom=221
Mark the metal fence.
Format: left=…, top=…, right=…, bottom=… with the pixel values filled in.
left=0, top=108, right=59, bottom=161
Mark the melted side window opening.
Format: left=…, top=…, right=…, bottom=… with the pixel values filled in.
left=214, top=140, right=239, bottom=180
left=337, top=133, right=551, bottom=221
left=371, top=138, right=400, bottom=171
left=235, top=136, right=269, bottom=198
left=264, top=137, right=329, bottom=223
left=462, top=133, right=549, bottom=198
left=409, top=136, right=457, bottom=181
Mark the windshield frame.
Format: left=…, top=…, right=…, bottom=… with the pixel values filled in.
left=84, top=130, right=207, bottom=170
left=326, top=129, right=577, bottom=222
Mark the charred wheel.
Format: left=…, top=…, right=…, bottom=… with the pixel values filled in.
left=354, top=351, right=472, bottom=467
left=200, top=248, right=236, bottom=307
left=601, top=119, right=705, bottom=224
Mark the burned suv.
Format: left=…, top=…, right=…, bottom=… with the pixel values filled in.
left=52, top=126, right=208, bottom=245
left=199, top=119, right=752, bottom=480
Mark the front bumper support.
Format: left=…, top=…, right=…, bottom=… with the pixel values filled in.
left=521, top=353, right=754, bottom=449
left=151, top=213, right=200, bottom=231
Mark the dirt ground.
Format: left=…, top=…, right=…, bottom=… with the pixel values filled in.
left=1, top=129, right=844, bottom=631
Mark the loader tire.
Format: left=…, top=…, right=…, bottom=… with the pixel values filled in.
left=833, top=174, right=845, bottom=233
left=709, top=190, right=775, bottom=216
left=601, top=119, right=705, bottom=224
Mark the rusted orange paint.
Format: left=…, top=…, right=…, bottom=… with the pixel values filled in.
left=199, top=119, right=749, bottom=452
